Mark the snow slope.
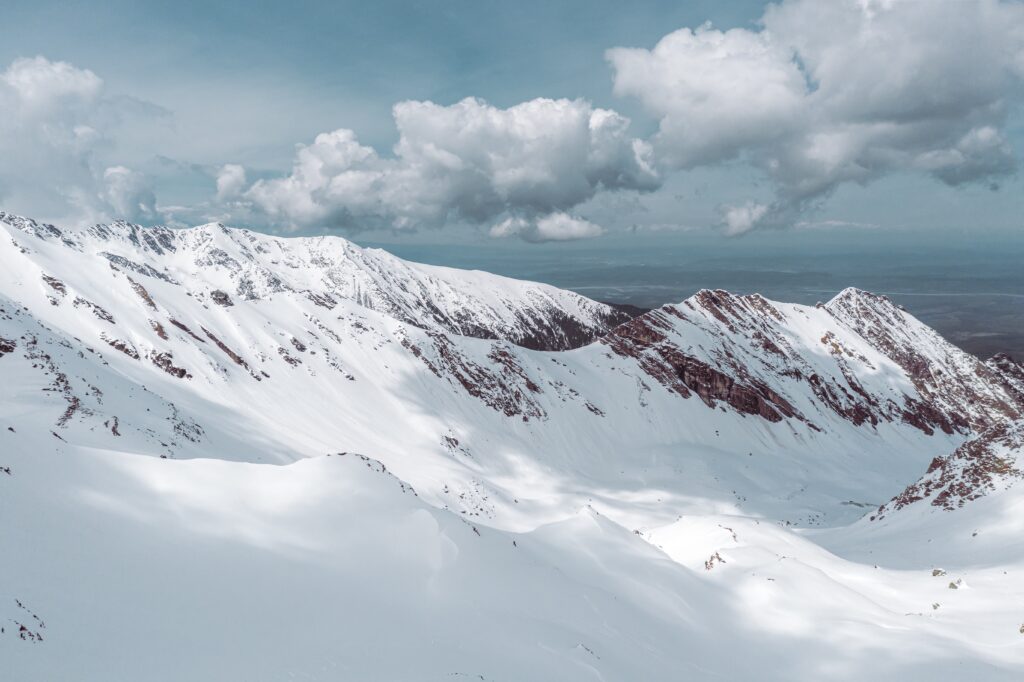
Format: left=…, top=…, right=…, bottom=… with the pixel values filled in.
left=2, top=213, right=1023, bottom=680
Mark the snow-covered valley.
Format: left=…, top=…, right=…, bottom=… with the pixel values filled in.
left=3, top=212, right=1024, bottom=680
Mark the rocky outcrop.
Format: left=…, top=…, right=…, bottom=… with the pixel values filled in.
left=603, top=310, right=801, bottom=423
left=102, top=334, right=140, bottom=360
left=210, top=290, right=234, bottom=307
left=401, top=332, right=545, bottom=421
left=988, top=353, right=1024, bottom=405
left=151, top=352, right=191, bottom=379
left=873, top=421, right=1024, bottom=518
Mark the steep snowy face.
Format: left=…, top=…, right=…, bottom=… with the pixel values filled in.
left=602, top=288, right=1023, bottom=435
left=0, top=212, right=630, bottom=351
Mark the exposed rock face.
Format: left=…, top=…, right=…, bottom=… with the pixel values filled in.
left=102, top=334, right=140, bottom=360
left=988, top=353, right=1024, bottom=405
left=603, top=308, right=801, bottom=424
left=151, top=352, right=190, bottom=379
left=602, top=288, right=1023, bottom=433
left=128, top=278, right=157, bottom=310
left=401, top=332, right=545, bottom=421
left=210, top=290, right=234, bottom=307
left=874, top=421, right=1024, bottom=518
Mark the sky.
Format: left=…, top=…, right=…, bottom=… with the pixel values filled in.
left=1, top=0, right=1023, bottom=246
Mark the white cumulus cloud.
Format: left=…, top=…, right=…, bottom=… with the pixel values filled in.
left=608, top=24, right=807, bottom=169
left=215, top=164, right=247, bottom=201
left=608, top=0, right=1024, bottom=232
left=102, top=166, right=157, bottom=223
left=721, top=202, right=770, bottom=237
left=239, top=97, right=659, bottom=232
left=0, top=56, right=164, bottom=225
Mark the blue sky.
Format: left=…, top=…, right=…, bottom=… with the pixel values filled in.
left=1, top=0, right=1022, bottom=244
left=2, top=0, right=754, bottom=164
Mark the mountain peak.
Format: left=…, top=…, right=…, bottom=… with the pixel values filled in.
left=826, top=287, right=905, bottom=315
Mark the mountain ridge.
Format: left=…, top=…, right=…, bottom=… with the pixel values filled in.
left=0, top=211, right=633, bottom=351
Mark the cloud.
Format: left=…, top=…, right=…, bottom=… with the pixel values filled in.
left=721, top=202, right=770, bottom=237
left=608, top=23, right=807, bottom=169
left=102, top=166, right=157, bottom=223
left=489, top=212, right=605, bottom=242
left=215, top=164, right=247, bottom=200
left=6, top=2, right=1024, bottom=241
left=2, top=56, right=103, bottom=106
left=239, top=96, right=660, bottom=233
left=0, top=56, right=165, bottom=225
left=608, top=0, right=1024, bottom=233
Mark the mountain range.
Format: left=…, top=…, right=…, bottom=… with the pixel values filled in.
left=3, top=211, right=1023, bottom=680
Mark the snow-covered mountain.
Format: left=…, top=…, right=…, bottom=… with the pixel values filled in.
left=0, top=211, right=630, bottom=350
left=604, top=288, right=1020, bottom=434
left=3, top=212, right=1023, bottom=680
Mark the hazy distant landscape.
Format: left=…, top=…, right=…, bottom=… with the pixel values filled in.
left=370, top=229, right=1024, bottom=360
